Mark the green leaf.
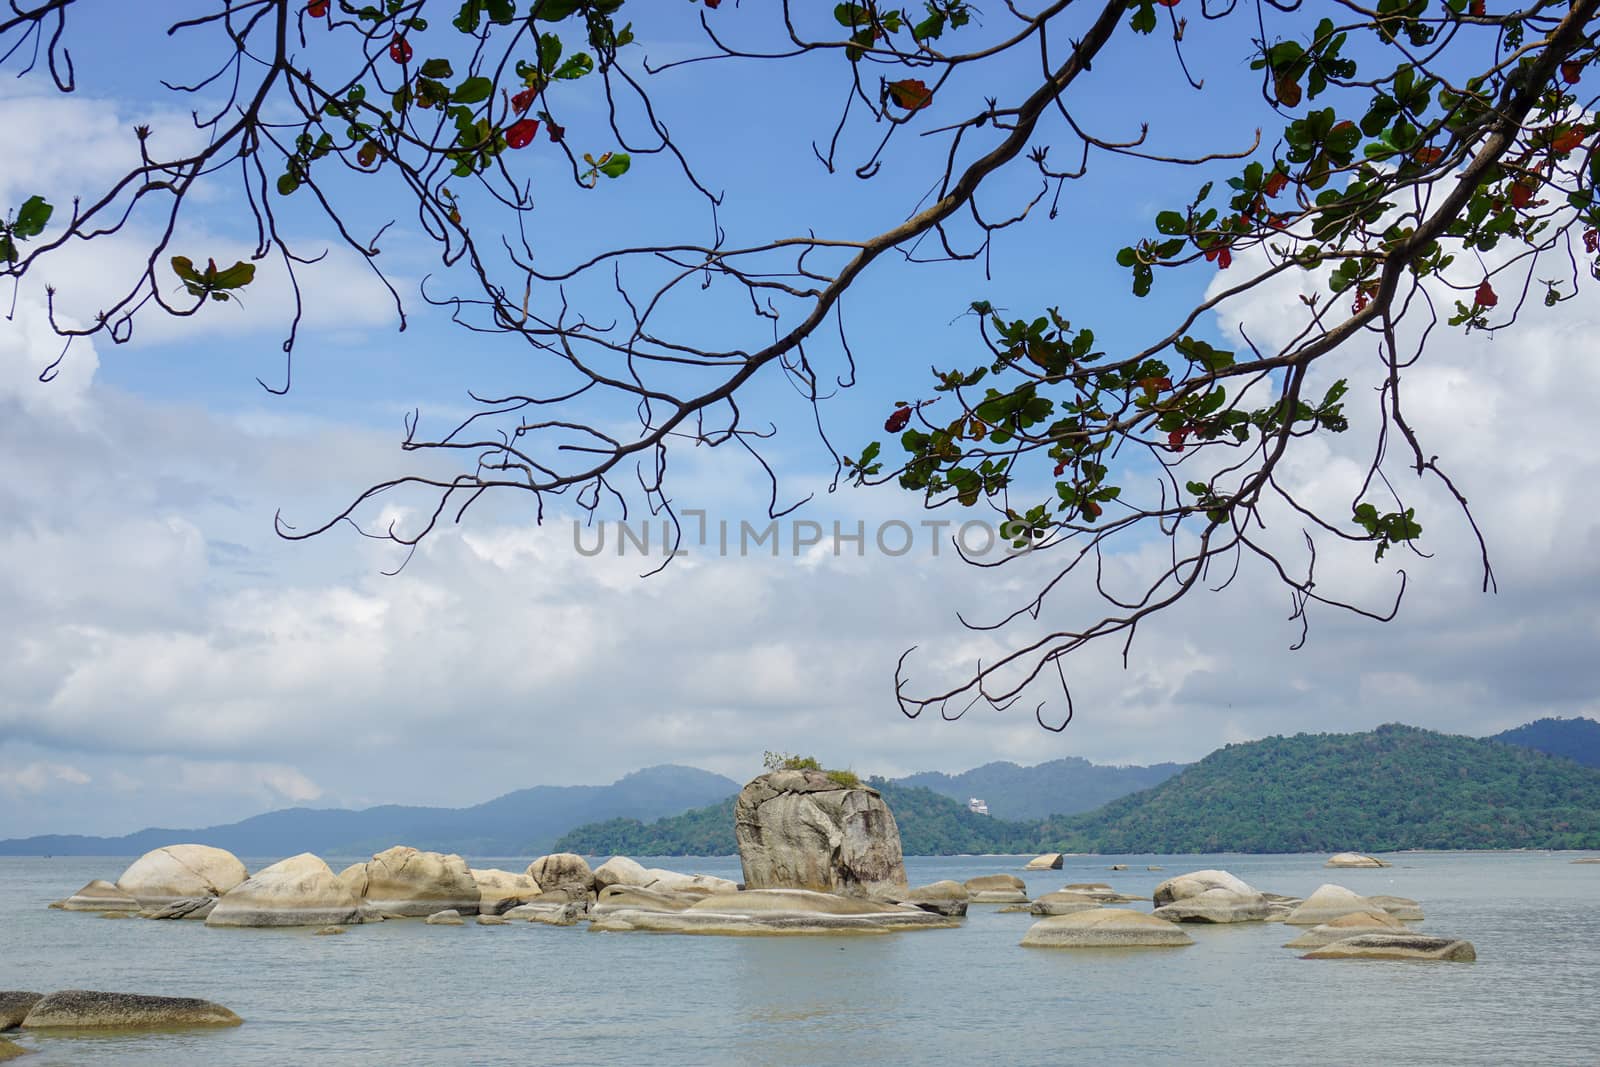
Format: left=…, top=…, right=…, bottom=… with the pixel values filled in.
left=419, top=58, right=454, bottom=79
left=14, top=196, right=52, bottom=239
left=277, top=172, right=301, bottom=196
left=1154, top=210, right=1186, bottom=236
left=552, top=52, right=593, bottom=80
left=538, top=32, right=563, bottom=73
left=597, top=152, right=630, bottom=178
left=452, top=76, right=494, bottom=104
left=533, top=0, right=583, bottom=20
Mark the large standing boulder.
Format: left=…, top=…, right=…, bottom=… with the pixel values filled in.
left=526, top=853, right=595, bottom=901
left=470, top=869, right=542, bottom=915
left=20, top=991, right=241, bottom=1029
left=1024, top=853, right=1065, bottom=870
left=206, top=853, right=368, bottom=928
left=57, top=880, right=140, bottom=913
left=0, top=993, right=42, bottom=1030
left=342, top=846, right=480, bottom=916
left=1021, top=909, right=1194, bottom=948
left=115, top=845, right=248, bottom=906
left=735, top=770, right=908, bottom=898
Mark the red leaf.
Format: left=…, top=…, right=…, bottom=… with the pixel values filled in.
left=1082, top=501, right=1103, bottom=520
left=1509, top=182, right=1534, bottom=208
left=388, top=37, right=412, bottom=64
left=1155, top=0, right=1180, bottom=6
left=1262, top=171, right=1288, bottom=198
left=704, top=0, right=721, bottom=6
left=307, top=0, right=328, bottom=16
left=1474, top=279, right=1497, bottom=308
left=887, top=79, right=933, bottom=111
left=1469, top=0, right=1485, bottom=14
left=546, top=119, right=566, bottom=143
left=884, top=406, right=912, bottom=433
left=1413, top=146, right=1445, bottom=166
left=512, top=88, right=536, bottom=115
left=1551, top=128, right=1585, bottom=154
left=1562, top=61, right=1582, bottom=85
left=1167, top=430, right=1188, bottom=452
left=1203, top=245, right=1232, bottom=270
left=506, top=119, right=540, bottom=149
left=1585, top=228, right=1599, bottom=254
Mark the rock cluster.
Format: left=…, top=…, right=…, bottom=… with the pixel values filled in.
left=1151, top=870, right=1272, bottom=924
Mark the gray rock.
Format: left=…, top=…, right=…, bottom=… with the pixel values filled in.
left=525, top=853, right=595, bottom=902
left=1302, top=934, right=1476, bottom=962
left=21, top=990, right=241, bottom=1030
left=0, top=993, right=43, bottom=1031
left=590, top=888, right=955, bottom=936
left=57, top=880, right=139, bottom=913
left=592, top=885, right=698, bottom=914
left=735, top=771, right=909, bottom=898
left=963, top=874, right=1028, bottom=904
left=894, top=880, right=970, bottom=917
left=1364, top=894, right=1425, bottom=922
left=425, top=909, right=464, bottom=925
left=470, top=868, right=542, bottom=914
left=140, top=897, right=215, bottom=921
left=313, top=926, right=345, bottom=936
left=115, top=845, right=247, bottom=906
left=1021, top=909, right=1194, bottom=948
left=1325, top=852, right=1390, bottom=868
left=1152, top=887, right=1272, bottom=924
left=476, top=915, right=509, bottom=926
left=503, top=898, right=586, bottom=926
left=342, top=847, right=480, bottom=916
left=1152, top=869, right=1259, bottom=907
left=1024, top=853, right=1064, bottom=870
left=1282, top=911, right=1411, bottom=948
left=1030, top=891, right=1108, bottom=917
left=1284, top=884, right=1376, bottom=926
left=206, top=853, right=367, bottom=928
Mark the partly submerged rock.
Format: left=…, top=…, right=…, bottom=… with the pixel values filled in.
left=1024, top=853, right=1065, bottom=871
left=525, top=854, right=595, bottom=902
left=21, top=990, right=241, bottom=1030
left=476, top=914, right=509, bottom=926
left=1364, top=894, right=1425, bottom=922
left=115, top=845, right=247, bottom=906
left=0, top=993, right=42, bottom=1031
left=470, top=868, right=542, bottom=915
left=1021, top=909, right=1194, bottom=948
left=140, top=897, right=215, bottom=921
left=896, top=880, right=970, bottom=917
left=207, top=853, right=367, bottom=928
left=1283, top=910, right=1411, bottom=948
left=313, top=926, right=345, bottom=936
left=1153, top=887, right=1273, bottom=924
left=343, top=847, right=480, bottom=917
left=964, top=874, right=1028, bottom=904
left=1029, top=891, right=1105, bottom=917
left=503, top=898, right=587, bottom=926
left=735, top=770, right=909, bottom=898
left=1326, top=852, right=1390, bottom=868
left=425, top=909, right=464, bottom=926
left=1572, top=857, right=1600, bottom=864
left=1284, top=884, right=1377, bottom=926
left=1302, top=934, right=1475, bottom=962
left=592, top=885, right=698, bottom=914
left=590, top=888, right=954, bottom=936
left=1152, top=870, right=1259, bottom=907
left=58, top=880, right=139, bottom=913
left=0, top=1036, right=26, bottom=1061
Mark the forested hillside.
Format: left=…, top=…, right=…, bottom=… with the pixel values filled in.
left=893, top=757, right=1185, bottom=819
left=1492, top=717, right=1600, bottom=768
left=1043, top=724, right=1600, bottom=853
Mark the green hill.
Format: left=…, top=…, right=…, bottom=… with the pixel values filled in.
left=892, top=757, right=1185, bottom=820
left=1043, top=723, right=1600, bottom=853
left=554, top=781, right=1044, bottom=857
left=1491, top=716, right=1600, bottom=769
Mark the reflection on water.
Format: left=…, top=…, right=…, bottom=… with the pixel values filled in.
left=2, top=852, right=1596, bottom=1065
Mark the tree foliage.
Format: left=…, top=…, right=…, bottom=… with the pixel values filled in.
left=3, top=1, right=1598, bottom=728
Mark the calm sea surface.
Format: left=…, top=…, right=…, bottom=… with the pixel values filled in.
left=2, top=852, right=1596, bottom=1065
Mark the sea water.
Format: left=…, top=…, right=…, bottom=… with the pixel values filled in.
left=2, top=852, right=1595, bottom=1065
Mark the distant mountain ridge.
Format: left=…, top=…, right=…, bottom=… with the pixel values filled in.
left=895, top=757, right=1187, bottom=819
left=1042, top=723, right=1600, bottom=853
left=1490, top=716, right=1600, bottom=768
left=0, top=765, right=739, bottom=858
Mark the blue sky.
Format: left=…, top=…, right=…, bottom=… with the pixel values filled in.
left=2, top=2, right=1597, bottom=837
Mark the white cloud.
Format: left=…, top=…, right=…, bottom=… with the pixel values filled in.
left=0, top=761, right=91, bottom=795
